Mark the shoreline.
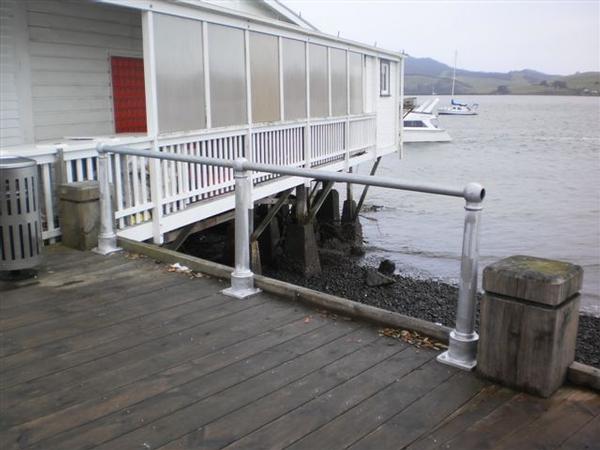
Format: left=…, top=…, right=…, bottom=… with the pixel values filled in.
left=264, top=250, right=600, bottom=369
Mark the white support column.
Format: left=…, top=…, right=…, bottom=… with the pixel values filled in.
left=304, top=41, right=311, bottom=169
left=361, top=54, right=366, bottom=115
left=142, top=10, right=164, bottom=245
left=243, top=28, right=255, bottom=216
left=398, top=55, right=405, bottom=159
left=244, top=29, right=253, bottom=162
left=327, top=47, right=332, bottom=117
left=202, top=21, right=212, bottom=129
left=278, top=36, right=284, bottom=122
left=344, top=49, right=350, bottom=171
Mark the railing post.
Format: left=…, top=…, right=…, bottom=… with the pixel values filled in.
left=438, top=182, right=485, bottom=370
left=223, top=158, right=261, bottom=299
left=93, top=145, right=121, bottom=255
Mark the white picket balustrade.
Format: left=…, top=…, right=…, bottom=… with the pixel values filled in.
left=3, top=114, right=377, bottom=243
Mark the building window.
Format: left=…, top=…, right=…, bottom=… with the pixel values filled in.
left=380, top=60, right=391, bottom=97
left=208, top=24, right=247, bottom=128
left=153, top=13, right=205, bottom=133
left=349, top=52, right=363, bottom=114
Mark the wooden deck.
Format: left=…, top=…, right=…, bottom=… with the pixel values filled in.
left=0, top=246, right=598, bottom=450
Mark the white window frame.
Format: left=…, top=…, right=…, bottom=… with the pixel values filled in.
left=380, top=59, right=391, bottom=97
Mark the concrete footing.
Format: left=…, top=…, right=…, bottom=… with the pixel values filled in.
left=58, top=181, right=100, bottom=251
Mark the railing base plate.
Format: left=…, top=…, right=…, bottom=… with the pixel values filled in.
left=436, top=350, right=477, bottom=371
left=222, top=287, right=261, bottom=299
left=92, top=246, right=122, bottom=256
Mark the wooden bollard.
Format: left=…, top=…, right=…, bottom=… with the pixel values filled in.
left=58, top=181, right=100, bottom=251
left=477, top=255, right=583, bottom=397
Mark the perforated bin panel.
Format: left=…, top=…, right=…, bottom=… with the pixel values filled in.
left=0, top=157, right=43, bottom=271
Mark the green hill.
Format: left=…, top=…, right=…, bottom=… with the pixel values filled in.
left=405, top=57, right=600, bottom=96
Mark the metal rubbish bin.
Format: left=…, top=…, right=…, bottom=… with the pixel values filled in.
left=0, top=156, right=43, bottom=272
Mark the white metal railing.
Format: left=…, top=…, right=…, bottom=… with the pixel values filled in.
left=5, top=114, right=377, bottom=243
left=96, top=144, right=486, bottom=373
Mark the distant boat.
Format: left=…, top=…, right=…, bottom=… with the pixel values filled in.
left=438, top=51, right=479, bottom=116
left=403, top=97, right=452, bottom=143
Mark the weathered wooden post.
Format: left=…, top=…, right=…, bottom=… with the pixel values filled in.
left=477, top=255, right=583, bottom=397
left=58, top=181, right=100, bottom=251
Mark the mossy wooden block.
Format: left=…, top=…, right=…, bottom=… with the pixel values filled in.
left=58, top=181, right=99, bottom=203
left=482, top=255, right=583, bottom=306
left=477, top=292, right=580, bottom=397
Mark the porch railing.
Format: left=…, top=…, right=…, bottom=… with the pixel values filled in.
left=96, top=143, right=486, bottom=372
left=7, top=113, right=376, bottom=243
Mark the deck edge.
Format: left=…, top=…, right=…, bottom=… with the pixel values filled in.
left=116, top=238, right=600, bottom=392
left=117, top=237, right=451, bottom=342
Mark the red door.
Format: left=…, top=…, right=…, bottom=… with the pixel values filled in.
left=111, top=56, right=147, bottom=133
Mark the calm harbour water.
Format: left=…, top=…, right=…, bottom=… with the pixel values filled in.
left=356, top=95, right=600, bottom=316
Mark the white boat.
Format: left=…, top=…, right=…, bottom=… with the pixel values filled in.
left=438, top=99, right=478, bottom=116
left=403, top=98, right=452, bottom=143
left=438, top=51, right=479, bottom=116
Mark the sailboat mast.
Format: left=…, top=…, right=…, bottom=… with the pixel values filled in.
left=451, top=51, right=457, bottom=98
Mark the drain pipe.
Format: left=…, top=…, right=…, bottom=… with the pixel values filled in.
left=437, top=182, right=485, bottom=370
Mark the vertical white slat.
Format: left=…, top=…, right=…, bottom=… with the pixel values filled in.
left=123, top=155, right=133, bottom=218
left=169, top=145, right=177, bottom=211
left=218, top=138, right=224, bottom=194
left=178, top=143, right=187, bottom=208
left=131, top=155, right=141, bottom=223
left=113, top=154, right=125, bottom=228
left=65, top=160, right=74, bottom=183
left=140, top=156, right=149, bottom=220
left=85, top=158, right=94, bottom=180
left=281, top=130, right=287, bottom=167
left=201, top=140, right=208, bottom=199
left=194, top=142, right=201, bottom=200
left=183, top=143, right=190, bottom=205
left=230, top=136, right=236, bottom=188
left=75, top=159, right=83, bottom=181
left=255, top=134, right=261, bottom=182
left=161, top=148, right=171, bottom=214
left=224, top=137, right=230, bottom=190
left=41, top=164, right=56, bottom=242
left=190, top=142, right=198, bottom=201
left=207, top=140, right=214, bottom=197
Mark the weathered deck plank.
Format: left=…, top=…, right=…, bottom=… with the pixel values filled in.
left=0, top=246, right=597, bottom=450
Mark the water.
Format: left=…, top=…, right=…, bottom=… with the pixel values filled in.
left=356, top=95, right=600, bottom=316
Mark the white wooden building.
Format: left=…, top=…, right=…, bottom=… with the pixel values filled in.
left=1, top=0, right=404, bottom=244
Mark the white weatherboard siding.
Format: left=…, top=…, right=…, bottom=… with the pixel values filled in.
left=27, top=0, right=142, bottom=141
left=376, top=60, right=397, bottom=149
left=1, top=0, right=33, bottom=146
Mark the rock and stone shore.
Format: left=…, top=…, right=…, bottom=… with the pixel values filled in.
left=265, top=250, right=600, bottom=369
left=180, top=220, right=599, bottom=368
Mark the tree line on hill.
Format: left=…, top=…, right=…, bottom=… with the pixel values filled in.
left=405, top=56, right=600, bottom=96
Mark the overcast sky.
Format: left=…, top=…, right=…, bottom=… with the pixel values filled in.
left=281, top=0, right=600, bottom=75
